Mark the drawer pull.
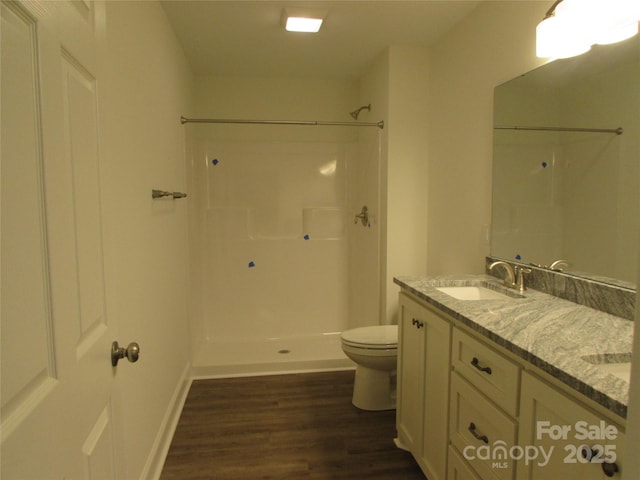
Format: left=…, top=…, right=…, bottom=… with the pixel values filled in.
left=411, top=318, right=424, bottom=329
left=581, top=446, right=602, bottom=460
left=468, top=422, right=489, bottom=444
left=580, top=446, right=619, bottom=477
left=471, top=357, right=492, bottom=374
left=602, top=461, right=619, bottom=477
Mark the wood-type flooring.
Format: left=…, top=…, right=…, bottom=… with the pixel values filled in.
left=161, top=370, right=425, bottom=479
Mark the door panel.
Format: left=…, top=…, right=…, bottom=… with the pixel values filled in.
left=82, top=406, right=116, bottom=480
left=0, top=0, right=57, bottom=439
left=61, top=49, right=108, bottom=355
left=1, top=1, right=117, bottom=477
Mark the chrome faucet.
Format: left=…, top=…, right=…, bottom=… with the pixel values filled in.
left=549, top=259, right=571, bottom=271
left=489, top=261, right=531, bottom=293
left=514, top=265, right=532, bottom=293
left=489, top=261, right=516, bottom=288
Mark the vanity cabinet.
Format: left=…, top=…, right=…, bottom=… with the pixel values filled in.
left=517, top=371, right=625, bottom=480
left=397, top=293, right=452, bottom=480
left=396, top=289, right=626, bottom=480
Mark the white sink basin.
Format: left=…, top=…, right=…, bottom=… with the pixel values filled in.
left=436, top=286, right=513, bottom=301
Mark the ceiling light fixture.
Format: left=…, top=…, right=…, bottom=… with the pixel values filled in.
left=536, top=0, right=640, bottom=59
left=282, top=8, right=326, bottom=33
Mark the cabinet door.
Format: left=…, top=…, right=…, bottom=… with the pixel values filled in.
left=419, top=303, right=452, bottom=480
left=449, top=446, right=484, bottom=480
left=517, top=372, right=625, bottom=480
left=397, top=293, right=452, bottom=480
left=396, top=294, right=426, bottom=453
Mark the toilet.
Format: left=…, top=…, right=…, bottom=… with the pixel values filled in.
left=340, top=325, right=398, bottom=411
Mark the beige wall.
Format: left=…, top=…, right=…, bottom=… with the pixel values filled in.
left=385, top=47, right=430, bottom=324
left=426, top=1, right=548, bottom=275
left=101, top=2, right=193, bottom=477
left=357, top=46, right=429, bottom=326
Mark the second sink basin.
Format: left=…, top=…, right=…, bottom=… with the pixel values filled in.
left=596, top=363, right=632, bottom=383
left=436, top=285, right=513, bottom=301
left=581, top=353, right=632, bottom=383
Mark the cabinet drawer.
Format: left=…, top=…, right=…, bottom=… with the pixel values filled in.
left=452, top=328, right=520, bottom=416
left=450, top=372, right=517, bottom=480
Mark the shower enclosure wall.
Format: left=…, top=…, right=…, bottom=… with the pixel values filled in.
left=186, top=78, right=382, bottom=377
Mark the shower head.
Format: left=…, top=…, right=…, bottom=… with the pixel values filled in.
left=349, top=104, right=371, bottom=120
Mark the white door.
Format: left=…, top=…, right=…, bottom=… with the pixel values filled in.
left=1, top=1, right=126, bottom=477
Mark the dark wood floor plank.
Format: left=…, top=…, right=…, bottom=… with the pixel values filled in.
left=161, top=370, right=425, bottom=479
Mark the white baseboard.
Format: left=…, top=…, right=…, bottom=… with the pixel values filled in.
left=141, top=362, right=193, bottom=480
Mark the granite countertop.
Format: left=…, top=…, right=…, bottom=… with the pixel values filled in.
left=394, top=274, right=634, bottom=420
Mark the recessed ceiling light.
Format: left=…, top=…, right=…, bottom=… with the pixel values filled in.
left=286, top=16, right=323, bottom=33
left=282, top=8, right=326, bottom=33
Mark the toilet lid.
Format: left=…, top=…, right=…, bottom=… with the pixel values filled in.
left=341, top=325, right=398, bottom=349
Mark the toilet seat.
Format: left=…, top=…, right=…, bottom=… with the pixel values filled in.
left=341, top=325, right=398, bottom=350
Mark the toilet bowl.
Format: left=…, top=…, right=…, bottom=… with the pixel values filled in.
left=340, top=325, right=398, bottom=411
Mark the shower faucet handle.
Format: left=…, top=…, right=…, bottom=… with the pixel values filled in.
left=354, top=206, right=369, bottom=226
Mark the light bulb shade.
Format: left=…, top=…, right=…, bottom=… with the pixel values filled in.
left=536, top=16, right=561, bottom=58
left=536, top=15, right=591, bottom=58
left=592, top=0, right=640, bottom=44
left=596, top=21, right=639, bottom=45
left=536, top=0, right=640, bottom=59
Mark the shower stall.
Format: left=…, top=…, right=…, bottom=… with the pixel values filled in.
left=185, top=88, right=383, bottom=377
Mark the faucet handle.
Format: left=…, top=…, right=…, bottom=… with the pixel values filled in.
left=515, top=266, right=532, bottom=293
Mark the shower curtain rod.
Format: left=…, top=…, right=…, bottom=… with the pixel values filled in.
left=494, top=125, right=623, bottom=135
left=180, top=116, right=385, bottom=129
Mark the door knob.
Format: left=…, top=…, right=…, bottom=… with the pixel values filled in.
left=111, top=341, right=140, bottom=366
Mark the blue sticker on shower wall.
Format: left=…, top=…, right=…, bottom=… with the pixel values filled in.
left=541, top=161, right=547, bottom=168
left=304, top=234, right=310, bottom=240
left=248, top=261, right=255, bottom=268
left=211, top=158, right=219, bottom=166
left=515, top=254, right=522, bottom=260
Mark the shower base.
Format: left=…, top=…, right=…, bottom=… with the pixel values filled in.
left=191, top=332, right=354, bottom=378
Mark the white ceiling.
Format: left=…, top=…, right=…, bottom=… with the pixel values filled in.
left=161, top=1, right=481, bottom=80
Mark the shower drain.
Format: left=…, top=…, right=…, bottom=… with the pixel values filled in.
left=278, top=349, right=291, bottom=354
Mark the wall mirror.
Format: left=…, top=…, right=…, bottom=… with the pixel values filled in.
left=491, top=35, right=640, bottom=287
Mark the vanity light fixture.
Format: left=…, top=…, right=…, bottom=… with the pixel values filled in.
left=282, top=8, right=326, bottom=33
left=536, top=0, right=640, bottom=59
